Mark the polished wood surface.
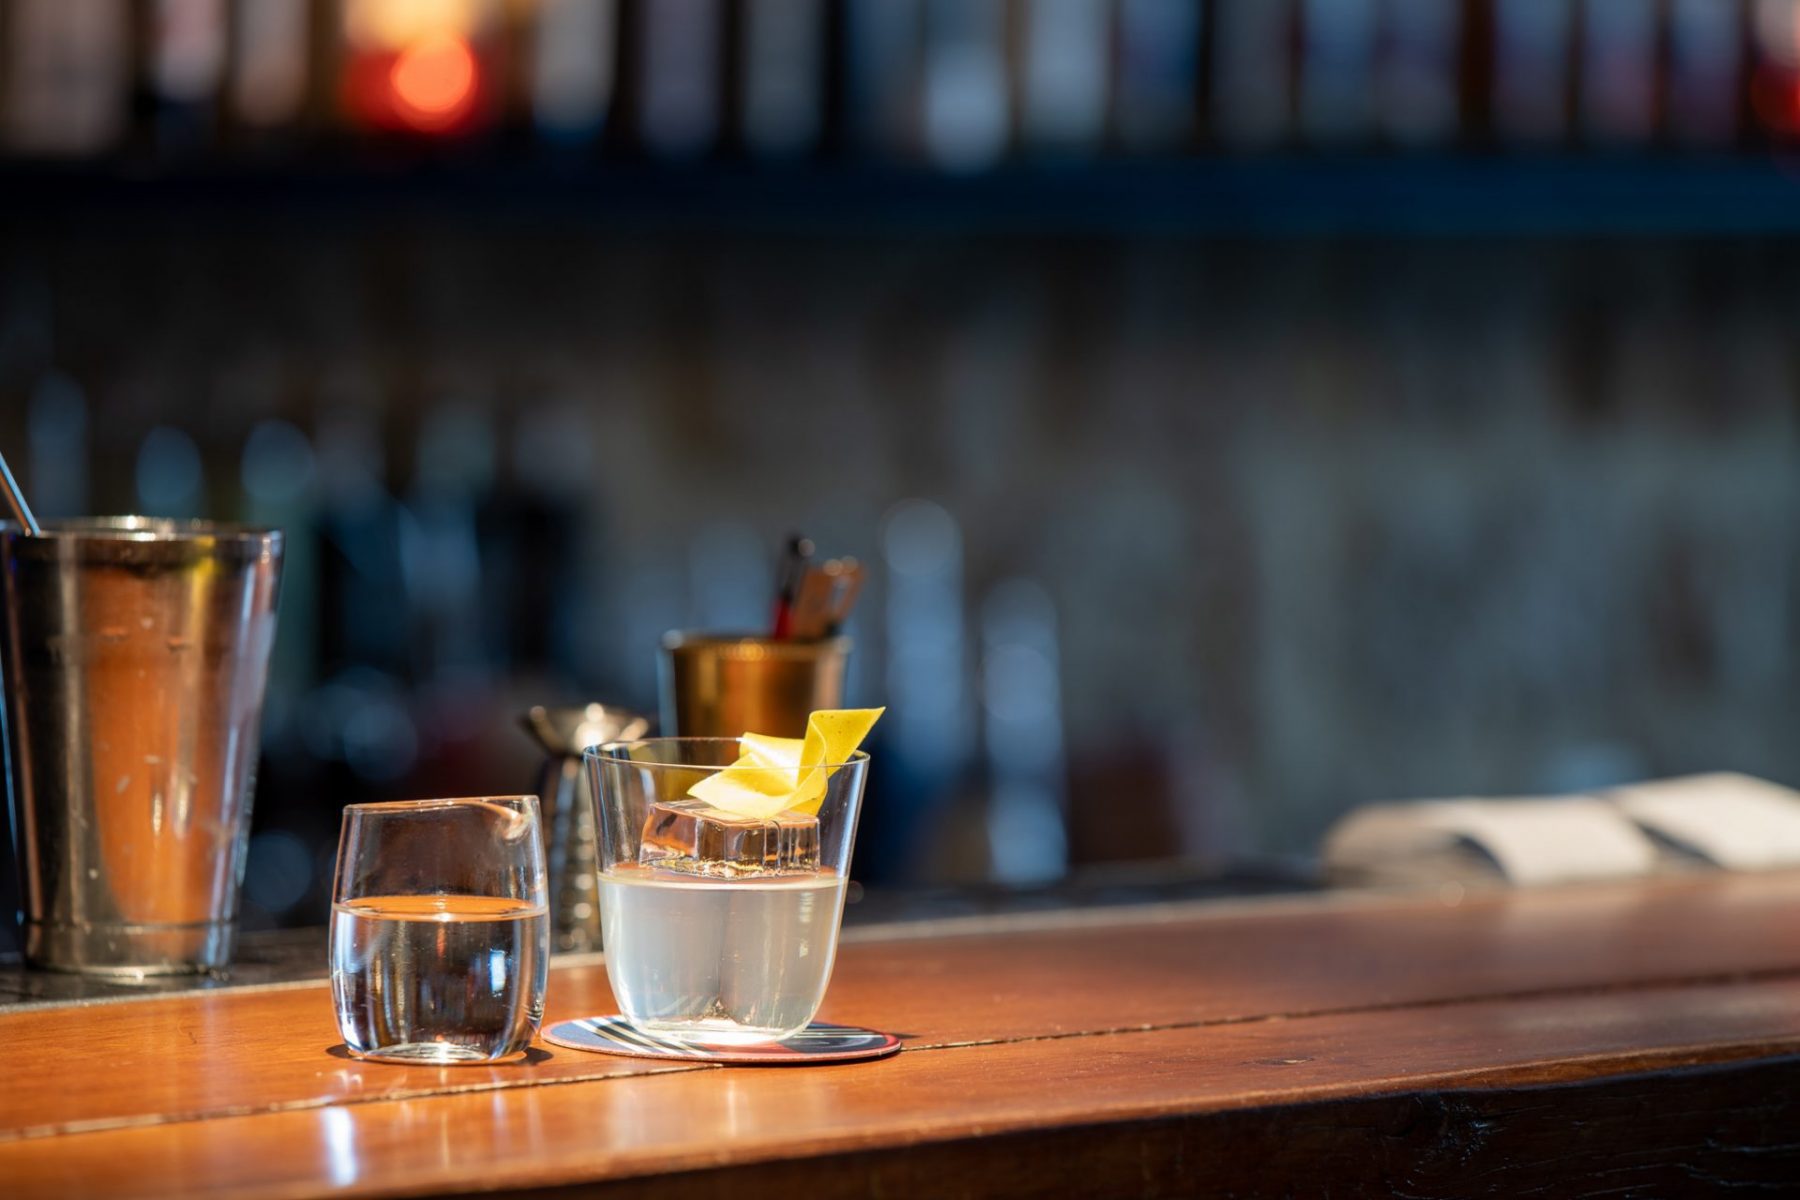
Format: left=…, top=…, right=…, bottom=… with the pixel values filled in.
left=7, top=875, right=1800, bottom=1197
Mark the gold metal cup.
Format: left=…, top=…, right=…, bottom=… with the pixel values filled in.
left=658, top=633, right=851, bottom=738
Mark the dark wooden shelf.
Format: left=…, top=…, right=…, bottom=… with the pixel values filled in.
left=7, top=155, right=1800, bottom=237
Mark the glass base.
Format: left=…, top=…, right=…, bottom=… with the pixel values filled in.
left=25, top=918, right=235, bottom=976
left=343, top=1041, right=529, bottom=1065
left=628, top=1017, right=805, bottom=1047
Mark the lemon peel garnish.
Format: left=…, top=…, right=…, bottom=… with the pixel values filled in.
left=687, top=708, right=883, bottom=819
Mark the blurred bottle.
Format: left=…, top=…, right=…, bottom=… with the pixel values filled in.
left=531, top=0, right=617, bottom=144
left=638, top=0, right=722, bottom=159
left=2, top=0, right=129, bottom=156
left=1751, top=0, right=1800, bottom=138
left=844, top=0, right=924, bottom=158
left=1211, top=0, right=1295, bottom=148
left=1492, top=0, right=1575, bottom=146
left=1114, top=0, right=1201, bottom=154
left=148, top=0, right=227, bottom=150
left=27, top=373, right=90, bottom=519
left=230, top=0, right=310, bottom=133
left=240, top=417, right=322, bottom=720
left=878, top=498, right=974, bottom=880
left=1668, top=0, right=1744, bottom=148
left=981, top=579, right=1068, bottom=884
left=1580, top=0, right=1658, bottom=146
left=1379, top=0, right=1461, bottom=148
left=136, top=426, right=206, bottom=519
left=495, top=403, right=594, bottom=685
left=404, top=399, right=497, bottom=682
left=1020, top=0, right=1110, bottom=157
left=742, top=0, right=827, bottom=159
left=316, top=386, right=411, bottom=679
left=921, top=0, right=1010, bottom=171
left=1299, top=0, right=1378, bottom=146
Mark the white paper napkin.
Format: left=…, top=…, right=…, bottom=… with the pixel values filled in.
left=1605, top=772, right=1800, bottom=870
left=1322, top=773, right=1800, bottom=888
left=1323, top=795, right=1660, bottom=887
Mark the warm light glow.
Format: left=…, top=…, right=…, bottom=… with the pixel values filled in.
left=346, top=0, right=480, bottom=50
left=389, top=34, right=477, bottom=129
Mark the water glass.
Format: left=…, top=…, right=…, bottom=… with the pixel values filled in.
left=587, top=738, right=869, bottom=1045
left=329, top=797, right=549, bottom=1064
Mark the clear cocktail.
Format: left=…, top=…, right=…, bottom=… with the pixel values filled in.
left=587, top=712, right=878, bottom=1045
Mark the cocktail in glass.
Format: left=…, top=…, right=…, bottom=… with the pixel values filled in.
left=586, top=738, right=868, bottom=1045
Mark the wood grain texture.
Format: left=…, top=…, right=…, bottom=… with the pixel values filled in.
left=0, top=980, right=698, bottom=1142
left=11, top=873, right=1800, bottom=1142
left=6, top=977, right=1800, bottom=1198
left=7, top=874, right=1800, bottom=1197
left=563, top=1057, right=1800, bottom=1200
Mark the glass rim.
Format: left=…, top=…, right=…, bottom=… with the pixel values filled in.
left=588, top=737, right=870, bottom=771
left=0, top=515, right=281, bottom=542
left=660, top=631, right=852, bottom=656
left=340, top=795, right=540, bottom=813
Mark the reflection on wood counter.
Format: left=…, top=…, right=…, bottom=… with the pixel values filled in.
left=6, top=874, right=1800, bottom=1197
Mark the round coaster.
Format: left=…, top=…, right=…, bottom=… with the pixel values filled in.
left=544, top=1016, right=902, bottom=1064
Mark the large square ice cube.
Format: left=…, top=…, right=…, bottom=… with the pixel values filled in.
left=639, top=798, right=820, bottom=878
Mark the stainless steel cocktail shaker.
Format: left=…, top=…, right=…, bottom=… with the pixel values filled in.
left=2, top=518, right=283, bottom=975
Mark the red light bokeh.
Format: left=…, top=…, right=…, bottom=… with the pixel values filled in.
left=343, top=34, right=482, bottom=136
left=390, top=36, right=477, bottom=131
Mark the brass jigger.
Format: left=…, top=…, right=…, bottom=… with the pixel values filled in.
left=520, top=704, right=651, bottom=953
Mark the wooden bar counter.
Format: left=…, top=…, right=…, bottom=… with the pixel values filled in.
left=7, top=873, right=1800, bottom=1197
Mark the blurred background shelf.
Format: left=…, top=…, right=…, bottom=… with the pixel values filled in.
left=11, top=156, right=1800, bottom=236
left=9, top=0, right=1800, bottom=950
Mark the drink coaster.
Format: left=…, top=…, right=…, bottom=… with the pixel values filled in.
left=543, top=1016, right=902, bottom=1064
